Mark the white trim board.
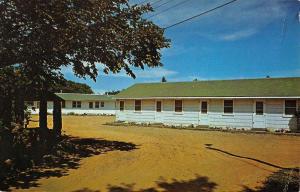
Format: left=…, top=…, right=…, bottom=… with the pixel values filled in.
left=117, top=96, right=300, bottom=100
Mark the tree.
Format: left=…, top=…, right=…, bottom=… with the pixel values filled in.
left=161, top=76, right=167, bottom=82
left=105, top=90, right=121, bottom=95
left=0, top=0, right=170, bottom=79
left=56, top=80, right=93, bottom=94
left=0, top=0, right=169, bottom=133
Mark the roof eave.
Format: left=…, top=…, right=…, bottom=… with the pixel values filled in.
left=116, top=96, right=300, bottom=99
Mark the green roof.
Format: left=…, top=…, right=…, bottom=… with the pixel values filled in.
left=116, top=77, right=300, bottom=98
left=55, top=93, right=115, bottom=101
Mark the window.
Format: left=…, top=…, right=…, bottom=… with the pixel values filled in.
left=156, top=101, right=162, bottom=112
left=256, top=101, right=264, bottom=115
left=175, top=100, right=183, bottom=112
left=224, top=100, right=233, bottom=114
left=73, top=101, right=81, bottom=108
left=285, top=100, right=297, bottom=115
left=95, top=101, right=100, bottom=108
left=89, top=102, right=93, bottom=109
left=135, top=100, right=141, bottom=111
left=72, top=101, right=76, bottom=108
left=101, top=101, right=104, bottom=107
left=61, top=101, right=65, bottom=108
left=120, top=101, right=124, bottom=111
left=201, top=101, right=208, bottom=114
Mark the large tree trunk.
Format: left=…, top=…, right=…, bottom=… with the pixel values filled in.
left=0, top=88, right=13, bottom=127
left=0, top=96, right=12, bottom=127
left=53, top=98, right=62, bottom=137
left=15, top=89, right=25, bottom=126
left=39, top=93, right=48, bottom=130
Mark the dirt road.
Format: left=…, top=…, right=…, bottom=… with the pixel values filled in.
left=20, top=115, right=300, bottom=192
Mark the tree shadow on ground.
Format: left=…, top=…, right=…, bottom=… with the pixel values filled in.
left=205, top=144, right=284, bottom=169
left=204, top=144, right=300, bottom=192
left=106, top=175, right=217, bottom=192
left=241, top=168, right=299, bottom=192
left=72, top=188, right=100, bottom=192
left=0, top=135, right=137, bottom=191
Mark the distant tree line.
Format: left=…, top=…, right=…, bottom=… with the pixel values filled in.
left=56, top=80, right=93, bottom=94
left=105, top=90, right=121, bottom=95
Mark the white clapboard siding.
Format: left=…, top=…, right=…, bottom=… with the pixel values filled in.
left=115, top=98, right=299, bottom=130
left=28, top=100, right=116, bottom=115
left=208, top=99, right=253, bottom=129
left=264, top=99, right=298, bottom=129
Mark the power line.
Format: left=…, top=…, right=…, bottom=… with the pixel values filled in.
left=136, top=0, right=164, bottom=7
left=164, top=0, right=239, bottom=30
left=136, top=0, right=150, bottom=6
left=151, top=0, right=164, bottom=6
left=148, top=0, right=193, bottom=19
left=152, top=0, right=173, bottom=9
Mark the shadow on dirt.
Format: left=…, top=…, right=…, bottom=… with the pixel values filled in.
left=205, top=144, right=285, bottom=169
left=0, top=136, right=137, bottom=191
left=106, top=175, right=217, bottom=192
left=241, top=168, right=299, bottom=192
left=73, top=188, right=101, bottom=192
left=204, top=144, right=300, bottom=192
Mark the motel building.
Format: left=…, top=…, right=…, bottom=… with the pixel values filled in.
left=115, top=77, right=300, bottom=131
left=26, top=93, right=116, bottom=115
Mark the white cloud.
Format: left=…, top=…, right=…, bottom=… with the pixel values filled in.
left=219, top=29, right=258, bottom=41
left=108, top=67, right=178, bottom=79
left=150, top=0, right=289, bottom=41
left=93, top=89, right=106, bottom=94
left=62, top=65, right=178, bottom=80
left=135, top=68, right=177, bottom=78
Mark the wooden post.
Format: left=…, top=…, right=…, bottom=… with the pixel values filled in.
left=53, top=98, right=62, bottom=137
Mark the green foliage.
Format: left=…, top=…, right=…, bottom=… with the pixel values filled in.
left=0, top=0, right=170, bottom=80
left=105, top=90, right=121, bottom=95
left=161, top=76, right=167, bottom=82
left=55, top=80, right=93, bottom=94
left=24, top=108, right=31, bottom=128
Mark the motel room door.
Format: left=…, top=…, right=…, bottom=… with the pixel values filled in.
left=252, top=101, right=266, bottom=129
left=154, top=100, right=163, bottom=123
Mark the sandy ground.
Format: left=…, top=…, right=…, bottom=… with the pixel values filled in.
left=19, top=115, right=300, bottom=192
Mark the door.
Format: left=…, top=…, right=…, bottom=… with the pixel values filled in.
left=253, top=101, right=266, bottom=129
left=154, top=100, right=163, bottom=123
left=199, top=101, right=209, bottom=126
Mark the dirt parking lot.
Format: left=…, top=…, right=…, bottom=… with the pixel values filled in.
left=22, top=115, right=300, bottom=192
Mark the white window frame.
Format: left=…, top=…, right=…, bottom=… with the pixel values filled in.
left=283, top=99, right=298, bottom=117
left=254, top=100, right=265, bottom=116
left=223, top=99, right=234, bottom=115
left=174, top=99, right=183, bottom=114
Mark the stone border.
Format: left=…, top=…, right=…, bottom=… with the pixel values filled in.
left=105, top=121, right=300, bottom=137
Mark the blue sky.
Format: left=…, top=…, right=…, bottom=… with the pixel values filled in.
left=62, top=0, right=300, bottom=93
